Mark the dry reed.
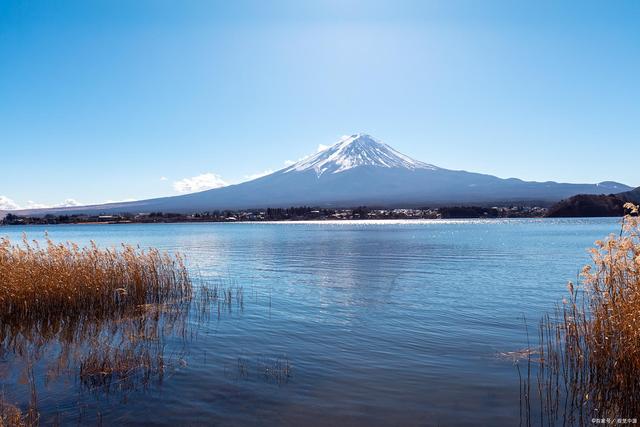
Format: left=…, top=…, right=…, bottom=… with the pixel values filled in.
left=195, top=280, right=244, bottom=322
left=0, top=235, right=194, bottom=425
left=0, top=394, right=27, bottom=427
left=522, top=203, right=640, bottom=425
left=0, top=235, right=191, bottom=333
left=0, top=235, right=262, bottom=426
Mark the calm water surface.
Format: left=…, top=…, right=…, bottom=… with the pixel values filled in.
left=0, top=218, right=621, bottom=426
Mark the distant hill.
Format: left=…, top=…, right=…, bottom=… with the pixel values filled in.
left=620, top=187, right=640, bottom=203
left=10, top=134, right=633, bottom=216
left=547, top=187, right=640, bottom=217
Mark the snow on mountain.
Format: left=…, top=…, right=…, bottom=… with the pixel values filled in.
left=284, top=133, right=438, bottom=177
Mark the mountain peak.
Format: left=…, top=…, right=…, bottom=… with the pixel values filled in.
left=337, top=133, right=379, bottom=144
left=284, top=134, right=438, bottom=177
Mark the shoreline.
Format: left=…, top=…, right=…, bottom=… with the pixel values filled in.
left=0, top=216, right=621, bottom=228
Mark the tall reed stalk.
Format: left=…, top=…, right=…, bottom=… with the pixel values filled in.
left=523, top=204, right=640, bottom=425
left=0, top=235, right=191, bottom=332
left=0, top=236, right=194, bottom=426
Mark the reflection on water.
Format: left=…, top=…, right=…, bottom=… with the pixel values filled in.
left=0, top=294, right=190, bottom=425
left=0, top=219, right=621, bottom=426
left=0, top=274, right=253, bottom=425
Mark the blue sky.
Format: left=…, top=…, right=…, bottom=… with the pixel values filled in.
left=1, top=0, right=638, bottom=209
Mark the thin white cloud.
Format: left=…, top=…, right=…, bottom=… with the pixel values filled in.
left=243, top=157, right=314, bottom=182
left=173, top=172, right=228, bottom=194
left=160, top=176, right=168, bottom=181
left=25, top=201, right=50, bottom=209
left=0, top=196, right=20, bottom=210
left=102, top=198, right=136, bottom=204
left=243, top=169, right=274, bottom=181
left=0, top=197, right=84, bottom=210
left=282, top=142, right=334, bottom=168
left=285, top=151, right=318, bottom=167
left=59, top=198, right=81, bottom=207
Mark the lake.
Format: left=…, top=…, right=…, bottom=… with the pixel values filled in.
left=0, top=218, right=621, bottom=426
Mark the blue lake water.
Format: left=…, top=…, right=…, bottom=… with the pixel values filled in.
left=0, top=218, right=621, bottom=426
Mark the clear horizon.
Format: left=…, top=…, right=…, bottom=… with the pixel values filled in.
left=1, top=1, right=639, bottom=209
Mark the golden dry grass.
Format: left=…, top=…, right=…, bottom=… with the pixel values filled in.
left=0, top=235, right=191, bottom=333
left=0, top=235, right=194, bottom=426
left=0, top=389, right=36, bottom=427
left=523, top=204, right=640, bottom=425
left=0, top=397, right=26, bottom=427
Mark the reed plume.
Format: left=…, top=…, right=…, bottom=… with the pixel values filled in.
left=0, top=235, right=191, bottom=338
left=523, top=203, right=640, bottom=425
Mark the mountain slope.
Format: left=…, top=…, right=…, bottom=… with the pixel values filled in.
left=620, top=187, right=640, bottom=203
left=547, top=187, right=640, bottom=217
left=12, top=134, right=632, bottom=216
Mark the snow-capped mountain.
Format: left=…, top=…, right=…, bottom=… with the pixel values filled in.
left=283, top=134, right=438, bottom=176
left=13, top=134, right=632, bottom=215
